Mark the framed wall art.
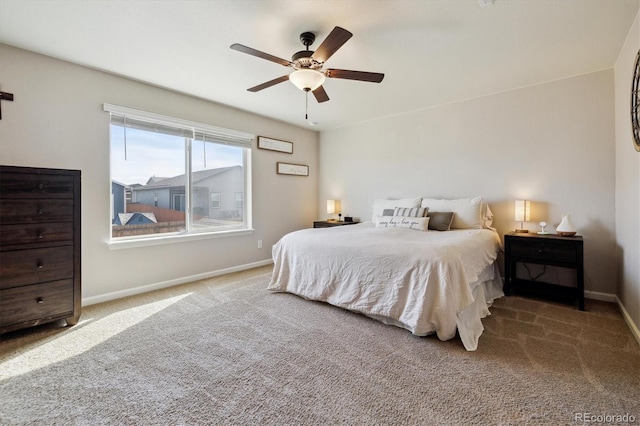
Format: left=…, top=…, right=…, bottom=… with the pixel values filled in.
left=258, top=136, right=293, bottom=154
left=277, top=162, right=309, bottom=176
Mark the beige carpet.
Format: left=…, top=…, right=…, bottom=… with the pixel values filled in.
left=1, top=265, right=638, bottom=425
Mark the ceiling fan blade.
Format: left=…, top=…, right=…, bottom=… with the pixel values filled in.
left=311, top=27, right=353, bottom=63
left=312, top=85, right=330, bottom=103
left=325, top=69, right=385, bottom=83
left=247, top=75, right=290, bottom=92
left=230, top=43, right=292, bottom=67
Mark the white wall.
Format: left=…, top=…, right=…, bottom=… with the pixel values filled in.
left=614, top=11, right=640, bottom=335
left=0, top=44, right=319, bottom=303
left=319, top=70, right=617, bottom=295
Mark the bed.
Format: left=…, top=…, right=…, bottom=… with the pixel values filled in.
left=267, top=197, right=504, bottom=351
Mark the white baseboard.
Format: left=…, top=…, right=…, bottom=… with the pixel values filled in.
left=581, top=291, right=639, bottom=347
left=82, top=259, right=273, bottom=307
left=584, top=290, right=616, bottom=302
left=616, top=295, right=640, bottom=348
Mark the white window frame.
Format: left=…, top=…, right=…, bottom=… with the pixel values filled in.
left=173, top=193, right=186, bottom=212
left=105, top=104, right=254, bottom=249
left=210, top=192, right=221, bottom=209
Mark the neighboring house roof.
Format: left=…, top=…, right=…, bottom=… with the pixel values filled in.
left=146, top=176, right=169, bottom=185
left=112, top=179, right=129, bottom=188
left=138, top=166, right=242, bottom=189
left=116, top=212, right=158, bottom=225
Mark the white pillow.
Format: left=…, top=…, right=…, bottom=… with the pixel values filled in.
left=483, top=203, right=494, bottom=229
left=421, top=197, right=485, bottom=229
left=371, top=197, right=422, bottom=222
left=374, top=215, right=430, bottom=231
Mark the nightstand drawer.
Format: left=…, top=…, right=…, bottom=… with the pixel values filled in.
left=510, top=241, right=577, bottom=263
left=313, top=221, right=359, bottom=228
left=0, top=280, right=74, bottom=328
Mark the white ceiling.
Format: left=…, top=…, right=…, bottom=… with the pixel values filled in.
left=0, top=0, right=638, bottom=131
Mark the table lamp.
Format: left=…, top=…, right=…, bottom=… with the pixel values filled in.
left=327, top=199, right=341, bottom=221
left=514, top=200, right=530, bottom=233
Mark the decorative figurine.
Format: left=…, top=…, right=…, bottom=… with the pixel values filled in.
left=537, top=221, right=549, bottom=235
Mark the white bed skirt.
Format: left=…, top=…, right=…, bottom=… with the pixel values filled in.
left=364, top=261, right=503, bottom=350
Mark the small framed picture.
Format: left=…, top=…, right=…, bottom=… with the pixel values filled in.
left=277, top=162, right=309, bottom=176
left=258, top=136, right=293, bottom=154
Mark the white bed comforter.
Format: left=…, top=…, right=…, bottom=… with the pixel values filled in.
left=268, top=222, right=503, bottom=350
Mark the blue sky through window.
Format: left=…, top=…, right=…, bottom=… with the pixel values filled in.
left=111, top=125, right=243, bottom=186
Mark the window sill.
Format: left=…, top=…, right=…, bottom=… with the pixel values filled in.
left=107, top=228, right=255, bottom=250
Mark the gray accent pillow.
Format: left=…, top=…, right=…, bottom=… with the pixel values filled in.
left=382, top=208, right=395, bottom=216
left=427, top=211, right=455, bottom=231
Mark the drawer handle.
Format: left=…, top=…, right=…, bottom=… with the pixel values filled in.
left=37, top=208, right=44, bottom=215
left=36, top=297, right=44, bottom=304
left=37, top=262, right=44, bottom=269
left=37, top=232, right=43, bottom=239
left=38, top=183, right=44, bottom=190
left=538, top=249, right=543, bottom=253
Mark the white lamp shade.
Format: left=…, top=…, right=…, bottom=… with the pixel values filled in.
left=327, top=199, right=341, bottom=215
left=514, top=200, right=531, bottom=222
left=289, top=69, right=326, bottom=91
left=327, top=200, right=335, bottom=214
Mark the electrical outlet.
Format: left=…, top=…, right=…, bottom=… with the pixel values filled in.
left=257, top=240, right=263, bottom=249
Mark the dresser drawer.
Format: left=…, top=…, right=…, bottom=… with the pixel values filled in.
left=510, top=241, right=577, bottom=264
left=0, top=199, right=74, bottom=224
left=0, top=172, right=75, bottom=199
left=0, top=222, right=73, bottom=249
left=0, top=246, right=74, bottom=289
left=0, top=280, right=74, bottom=328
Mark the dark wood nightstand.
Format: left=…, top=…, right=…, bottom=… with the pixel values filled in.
left=313, top=220, right=359, bottom=228
left=504, top=232, right=584, bottom=310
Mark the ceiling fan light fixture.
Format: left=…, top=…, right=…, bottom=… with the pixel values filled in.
left=289, top=69, right=325, bottom=92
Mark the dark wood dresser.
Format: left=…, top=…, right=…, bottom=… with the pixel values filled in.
left=0, top=166, right=81, bottom=334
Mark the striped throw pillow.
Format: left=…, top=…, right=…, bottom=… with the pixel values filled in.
left=393, top=207, right=428, bottom=217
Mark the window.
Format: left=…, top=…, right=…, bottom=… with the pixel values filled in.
left=173, top=193, right=186, bottom=212
left=106, top=104, right=253, bottom=241
left=235, top=192, right=243, bottom=209
left=210, top=192, right=221, bottom=209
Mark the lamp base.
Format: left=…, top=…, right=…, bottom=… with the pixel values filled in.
left=514, top=229, right=529, bottom=233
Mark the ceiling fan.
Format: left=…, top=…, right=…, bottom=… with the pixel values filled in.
left=230, top=26, right=384, bottom=105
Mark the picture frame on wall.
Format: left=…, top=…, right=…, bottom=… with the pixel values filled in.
left=258, top=136, right=293, bottom=154
left=277, top=162, right=309, bottom=176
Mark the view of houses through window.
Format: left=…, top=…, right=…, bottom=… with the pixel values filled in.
left=108, top=107, right=251, bottom=239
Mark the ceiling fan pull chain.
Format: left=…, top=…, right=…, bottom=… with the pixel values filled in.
left=305, top=90, right=309, bottom=120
